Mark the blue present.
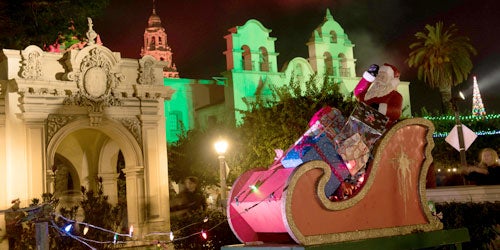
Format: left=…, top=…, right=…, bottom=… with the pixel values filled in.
left=281, top=134, right=319, bottom=168
left=281, top=133, right=350, bottom=196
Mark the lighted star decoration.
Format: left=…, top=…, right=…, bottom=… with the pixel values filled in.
left=392, top=146, right=415, bottom=217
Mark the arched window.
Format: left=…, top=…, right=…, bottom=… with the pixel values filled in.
left=338, top=53, right=350, bottom=77
left=168, top=111, right=182, bottom=131
left=330, top=30, right=337, bottom=43
left=294, top=63, right=304, bottom=81
left=324, top=52, right=333, bottom=76
left=259, top=47, right=269, bottom=72
left=242, top=45, right=252, bottom=70
left=53, top=153, right=80, bottom=196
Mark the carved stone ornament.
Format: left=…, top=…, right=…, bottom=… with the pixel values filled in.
left=138, top=56, right=156, bottom=85
left=116, top=117, right=142, bottom=145
left=64, top=47, right=124, bottom=114
left=46, top=114, right=79, bottom=144
left=20, top=45, right=44, bottom=80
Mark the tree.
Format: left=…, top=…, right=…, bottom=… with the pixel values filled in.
left=407, top=21, right=477, bottom=112
left=230, top=75, right=356, bottom=178
left=0, top=0, right=110, bottom=50
left=167, top=74, right=355, bottom=186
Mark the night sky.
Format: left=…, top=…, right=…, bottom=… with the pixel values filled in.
left=94, top=0, right=500, bottom=114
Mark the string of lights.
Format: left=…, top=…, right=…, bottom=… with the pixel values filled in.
left=423, top=114, right=500, bottom=137
left=0, top=178, right=284, bottom=249
left=424, top=113, right=500, bottom=121
left=50, top=221, right=97, bottom=250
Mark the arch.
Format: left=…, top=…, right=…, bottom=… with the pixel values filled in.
left=323, top=52, right=333, bottom=76
left=240, top=19, right=273, bottom=33
left=53, top=153, right=81, bottom=196
left=338, top=53, right=349, bottom=77
left=98, top=138, right=121, bottom=174
left=47, top=117, right=143, bottom=171
left=242, top=45, right=252, bottom=71
left=259, top=47, right=269, bottom=72
left=329, top=30, right=337, bottom=43
left=294, top=63, right=304, bottom=78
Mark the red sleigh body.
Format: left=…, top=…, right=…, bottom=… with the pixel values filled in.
left=227, top=118, right=442, bottom=245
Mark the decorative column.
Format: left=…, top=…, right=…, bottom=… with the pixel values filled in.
left=139, top=113, right=170, bottom=231
left=100, top=173, right=120, bottom=205
left=122, top=166, right=145, bottom=235
left=46, top=170, right=56, bottom=194
left=23, top=115, right=48, bottom=199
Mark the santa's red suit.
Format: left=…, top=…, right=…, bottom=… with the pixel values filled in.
left=354, top=64, right=402, bottom=126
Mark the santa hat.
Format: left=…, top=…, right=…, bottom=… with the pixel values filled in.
left=380, top=63, right=400, bottom=88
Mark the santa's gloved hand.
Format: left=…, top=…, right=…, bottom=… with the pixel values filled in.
left=367, top=64, right=379, bottom=77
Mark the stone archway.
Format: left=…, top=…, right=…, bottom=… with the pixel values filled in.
left=47, top=117, right=146, bottom=233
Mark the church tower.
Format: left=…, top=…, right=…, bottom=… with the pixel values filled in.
left=307, top=9, right=356, bottom=78
left=141, top=2, right=179, bottom=78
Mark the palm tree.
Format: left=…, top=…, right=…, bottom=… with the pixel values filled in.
left=407, top=22, right=477, bottom=112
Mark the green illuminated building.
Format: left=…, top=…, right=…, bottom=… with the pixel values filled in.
left=141, top=9, right=412, bottom=143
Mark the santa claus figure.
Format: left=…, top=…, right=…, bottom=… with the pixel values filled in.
left=354, top=63, right=403, bottom=126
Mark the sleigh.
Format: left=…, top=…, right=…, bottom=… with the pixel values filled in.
left=227, top=118, right=443, bottom=245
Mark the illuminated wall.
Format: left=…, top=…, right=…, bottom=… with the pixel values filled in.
left=157, top=9, right=412, bottom=143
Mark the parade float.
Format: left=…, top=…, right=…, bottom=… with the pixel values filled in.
left=224, top=64, right=469, bottom=249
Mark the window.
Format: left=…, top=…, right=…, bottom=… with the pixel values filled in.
left=259, top=47, right=269, bottom=72
left=168, top=111, right=181, bottom=130
left=242, top=45, right=252, bottom=70
left=324, top=52, right=333, bottom=75
left=330, top=30, right=337, bottom=43
left=339, top=53, right=350, bottom=77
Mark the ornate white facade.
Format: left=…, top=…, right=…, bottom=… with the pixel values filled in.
left=0, top=38, right=175, bottom=245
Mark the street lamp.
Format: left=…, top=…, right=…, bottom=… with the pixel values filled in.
left=214, top=139, right=228, bottom=211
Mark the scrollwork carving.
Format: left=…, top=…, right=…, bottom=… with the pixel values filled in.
left=116, top=118, right=142, bottom=145
left=20, top=47, right=43, bottom=80
left=64, top=47, right=123, bottom=114
left=138, top=58, right=156, bottom=85
left=47, top=114, right=78, bottom=143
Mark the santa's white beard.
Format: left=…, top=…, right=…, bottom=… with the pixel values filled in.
left=364, top=79, right=395, bottom=101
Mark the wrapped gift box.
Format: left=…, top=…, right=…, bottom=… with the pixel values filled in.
left=335, top=101, right=389, bottom=150
left=281, top=133, right=350, bottom=196
left=318, top=107, right=346, bottom=140
left=352, top=101, right=389, bottom=133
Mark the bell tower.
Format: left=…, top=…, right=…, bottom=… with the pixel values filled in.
left=141, top=1, right=179, bottom=78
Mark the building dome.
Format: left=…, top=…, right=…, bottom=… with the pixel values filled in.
left=148, top=10, right=162, bottom=27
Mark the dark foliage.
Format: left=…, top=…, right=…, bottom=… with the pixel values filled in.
left=0, top=0, right=110, bottom=49
left=169, top=208, right=239, bottom=250
left=436, top=202, right=500, bottom=250
left=7, top=181, right=127, bottom=249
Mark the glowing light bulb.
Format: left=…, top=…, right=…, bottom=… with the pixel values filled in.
left=129, top=225, right=134, bottom=237
left=64, top=224, right=72, bottom=233
left=201, top=230, right=207, bottom=240
left=83, top=226, right=89, bottom=235
left=169, top=231, right=174, bottom=241
left=203, top=217, right=209, bottom=223
left=358, top=174, right=365, bottom=184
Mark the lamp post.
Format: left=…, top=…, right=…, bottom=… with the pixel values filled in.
left=214, top=139, right=228, bottom=211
